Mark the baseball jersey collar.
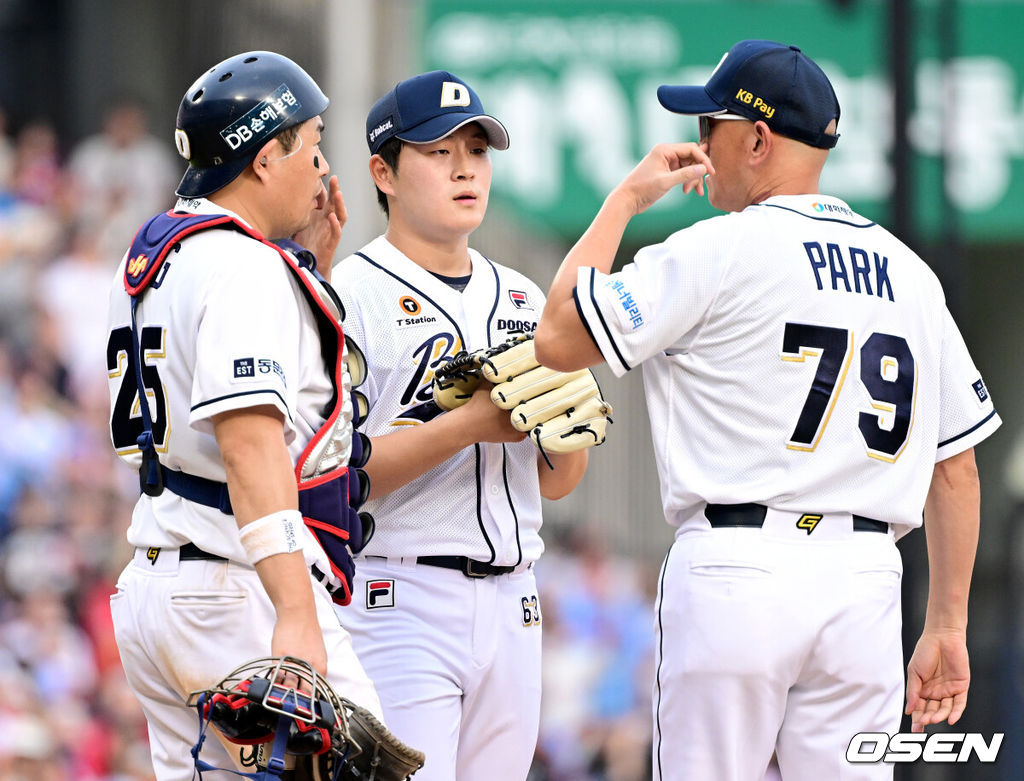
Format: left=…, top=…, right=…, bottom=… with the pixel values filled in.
left=372, top=234, right=486, bottom=284
left=173, top=196, right=256, bottom=232
left=753, top=194, right=873, bottom=226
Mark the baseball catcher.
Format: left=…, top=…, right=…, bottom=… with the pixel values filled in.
left=432, top=333, right=612, bottom=466
left=189, top=656, right=425, bottom=780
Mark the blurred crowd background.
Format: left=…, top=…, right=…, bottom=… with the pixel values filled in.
left=0, top=1, right=1022, bottom=780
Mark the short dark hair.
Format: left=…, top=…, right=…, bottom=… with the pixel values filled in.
left=277, top=124, right=301, bottom=153
left=374, top=137, right=404, bottom=217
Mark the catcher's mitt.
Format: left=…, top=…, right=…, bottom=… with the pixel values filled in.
left=431, top=334, right=612, bottom=465
left=344, top=702, right=427, bottom=781
left=188, top=656, right=424, bottom=781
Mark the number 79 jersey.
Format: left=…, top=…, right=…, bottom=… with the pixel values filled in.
left=574, top=194, right=1000, bottom=536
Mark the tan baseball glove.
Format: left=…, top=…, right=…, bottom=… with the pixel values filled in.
left=432, top=333, right=612, bottom=464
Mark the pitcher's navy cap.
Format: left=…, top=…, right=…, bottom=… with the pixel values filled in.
left=366, top=70, right=509, bottom=155
left=657, top=40, right=840, bottom=149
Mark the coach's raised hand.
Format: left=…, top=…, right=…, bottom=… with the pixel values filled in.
left=612, top=142, right=714, bottom=215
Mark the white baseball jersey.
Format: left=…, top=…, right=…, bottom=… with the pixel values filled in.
left=106, top=196, right=336, bottom=576
left=575, top=192, right=999, bottom=780
left=575, top=194, right=1000, bottom=537
left=334, top=235, right=547, bottom=780
left=106, top=198, right=382, bottom=780
left=334, top=235, right=547, bottom=565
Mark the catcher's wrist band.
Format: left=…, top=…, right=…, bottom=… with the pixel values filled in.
left=239, top=509, right=303, bottom=565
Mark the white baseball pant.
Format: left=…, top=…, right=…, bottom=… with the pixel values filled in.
left=341, top=557, right=543, bottom=781
left=653, top=508, right=904, bottom=780
left=111, top=548, right=382, bottom=781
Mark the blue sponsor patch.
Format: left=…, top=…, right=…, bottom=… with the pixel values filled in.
left=604, top=277, right=645, bottom=330
left=973, top=378, right=988, bottom=403
left=233, top=358, right=255, bottom=378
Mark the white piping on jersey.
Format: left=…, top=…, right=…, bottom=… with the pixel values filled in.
left=577, top=267, right=631, bottom=374
left=190, top=388, right=293, bottom=423
left=939, top=409, right=999, bottom=449
left=760, top=202, right=876, bottom=228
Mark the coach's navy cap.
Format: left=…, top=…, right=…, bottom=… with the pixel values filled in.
left=657, top=39, right=840, bottom=149
left=366, top=70, right=509, bottom=155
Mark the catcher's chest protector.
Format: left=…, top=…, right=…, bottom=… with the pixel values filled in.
left=124, top=211, right=365, bottom=605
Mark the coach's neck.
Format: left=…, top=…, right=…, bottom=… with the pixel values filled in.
left=740, top=119, right=836, bottom=208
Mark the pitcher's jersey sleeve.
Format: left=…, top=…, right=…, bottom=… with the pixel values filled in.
left=935, top=306, right=1001, bottom=462
left=573, top=217, right=733, bottom=376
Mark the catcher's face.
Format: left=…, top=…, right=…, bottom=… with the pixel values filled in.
left=266, top=117, right=331, bottom=237
left=389, top=123, right=492, bottom=242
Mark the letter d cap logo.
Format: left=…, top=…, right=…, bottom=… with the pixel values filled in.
left=440, top=81, right=471, bottom=108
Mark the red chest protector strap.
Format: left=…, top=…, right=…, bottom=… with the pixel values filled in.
left=125, top=210, right=368, bottom=605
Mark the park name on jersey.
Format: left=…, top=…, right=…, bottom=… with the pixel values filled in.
left=804, top=242, right=895, bottom=302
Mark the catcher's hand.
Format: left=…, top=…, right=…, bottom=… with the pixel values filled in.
left=431, top=334, right=612, bottom=463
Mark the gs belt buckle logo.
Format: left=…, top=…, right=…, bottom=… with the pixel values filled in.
left=796, top=514, right=822, bottom=535
left=146, top=547, right=161, bottom=565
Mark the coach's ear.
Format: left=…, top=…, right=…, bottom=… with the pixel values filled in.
left=749, top=120, right=774, bottom=166
left=369, top=154, right=396, bottom=197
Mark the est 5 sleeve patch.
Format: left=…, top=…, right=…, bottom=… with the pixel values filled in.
left=231, top=357, right=287, bottom=385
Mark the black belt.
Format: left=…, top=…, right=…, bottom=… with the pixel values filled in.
left=416, top=555, right=517, bottom=578
left=704, top=503, right=888, bottom=534
left=178, top=542, right=227, bottom=561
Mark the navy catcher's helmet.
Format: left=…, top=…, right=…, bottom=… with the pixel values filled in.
left=174, top=51, right=329, bottom=198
